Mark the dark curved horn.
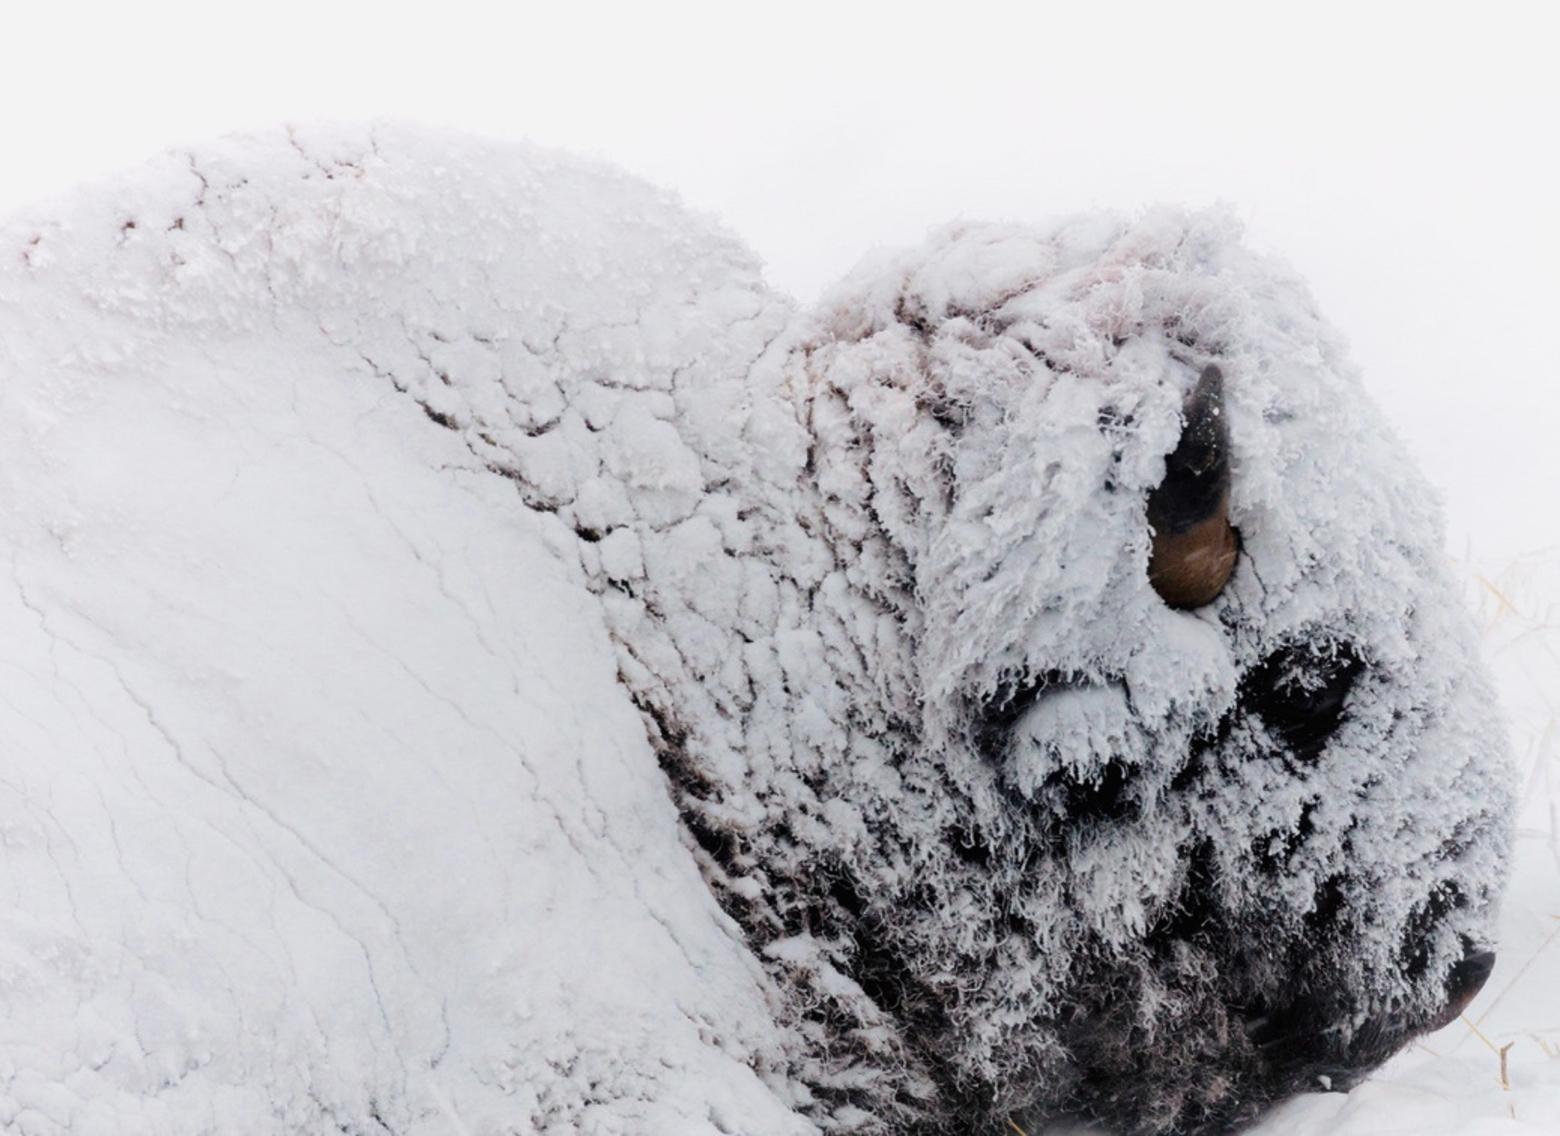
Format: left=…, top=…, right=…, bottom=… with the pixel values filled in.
left=1147, top=365, right=1239, bottom=608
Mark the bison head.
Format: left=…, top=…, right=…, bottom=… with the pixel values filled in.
left=756, top=209, right=1514, bottom=1133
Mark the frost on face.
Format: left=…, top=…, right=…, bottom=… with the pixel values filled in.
left=0, top=125, right=1514, bottom=1136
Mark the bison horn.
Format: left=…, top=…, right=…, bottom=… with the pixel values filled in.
left=1147, top=364, right=1239, bottom=608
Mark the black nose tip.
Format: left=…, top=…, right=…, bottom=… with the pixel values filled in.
left=1439, top=948, right=1496, bottom=1025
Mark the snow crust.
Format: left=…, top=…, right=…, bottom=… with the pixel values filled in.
left=0, top=123, right=1523, bottom=1134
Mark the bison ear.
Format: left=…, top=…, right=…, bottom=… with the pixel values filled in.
left=1147, top=365, right=1239, bottom=608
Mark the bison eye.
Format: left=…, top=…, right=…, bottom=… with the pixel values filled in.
left=1239, top=641, right=1363, bottom=762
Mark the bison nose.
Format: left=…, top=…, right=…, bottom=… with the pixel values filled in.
left=1436, top=947, right=1496, bottom=1028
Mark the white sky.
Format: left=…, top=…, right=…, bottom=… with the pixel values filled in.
left=3, top=0, right=1555, bottom=562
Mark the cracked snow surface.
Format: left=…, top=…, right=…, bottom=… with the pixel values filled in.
left=0, top=123, right=1522, bottom=1134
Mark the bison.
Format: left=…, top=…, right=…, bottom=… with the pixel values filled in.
left=0, top=123, right=1511, bottom=1135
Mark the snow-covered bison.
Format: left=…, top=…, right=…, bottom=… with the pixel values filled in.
left=0, top=125, right=1512, bottom=1135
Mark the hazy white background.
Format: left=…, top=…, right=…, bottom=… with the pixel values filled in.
left=3, top=0, right=1554, bottom=562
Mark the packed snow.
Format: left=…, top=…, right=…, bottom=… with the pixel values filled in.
left=0, top=123, right=1549, bottom=1134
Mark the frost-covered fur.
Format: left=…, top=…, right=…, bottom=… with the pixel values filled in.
left=0, top=125, right=1512, bottom=1135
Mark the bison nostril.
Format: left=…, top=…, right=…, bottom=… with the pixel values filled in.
left=1438, top=948, right=1496, bottom=1026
